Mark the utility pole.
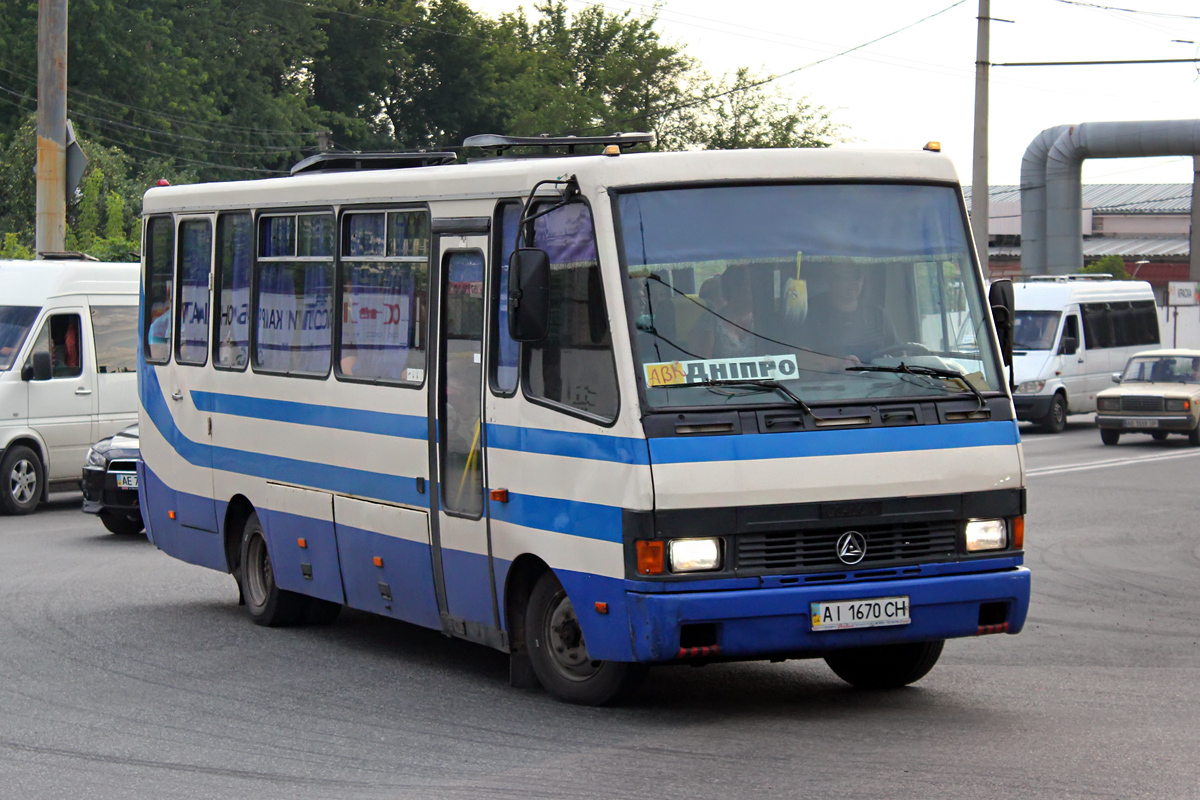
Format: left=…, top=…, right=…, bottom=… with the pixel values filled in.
left=36, top=0, right=68, bottom=258
left=971, top=0, right=990, bottom=276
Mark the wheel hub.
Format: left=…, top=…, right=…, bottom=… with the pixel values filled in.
left=547, top=595, right=599, bottom=678
left=10, top=459, right=36, bottom=504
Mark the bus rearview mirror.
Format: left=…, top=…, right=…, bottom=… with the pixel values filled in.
left=508, top=248, right=551, bottom=343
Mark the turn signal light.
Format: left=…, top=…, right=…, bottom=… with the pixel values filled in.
left=636, top=540, right=665, bottom=575
left=373, top=556, right=384, bottom=567
left=1013, top=516, right=1024, bottom=550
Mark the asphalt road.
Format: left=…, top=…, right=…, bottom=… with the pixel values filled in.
left=1, top=416, right=1198, bottom=799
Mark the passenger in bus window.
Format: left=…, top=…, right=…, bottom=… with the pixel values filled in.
left=801, top=264, right=897, bottom=362
left=688, top=266, right=758, bottom=359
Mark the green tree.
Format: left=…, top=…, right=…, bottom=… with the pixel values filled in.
left=1083, top=254, right=1131, bottom=280
left=660, top=67, right=843, bottom=151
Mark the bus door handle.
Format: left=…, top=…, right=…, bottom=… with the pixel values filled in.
left=74, top=387, right=92, bottom=395
left=171, top=390, right=183, bottom=401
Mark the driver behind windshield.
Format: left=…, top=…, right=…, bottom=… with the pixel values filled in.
left=800, top=263, right=898, bottom=362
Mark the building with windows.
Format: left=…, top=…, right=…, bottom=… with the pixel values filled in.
left=965, top=184, right=1192, bottom=303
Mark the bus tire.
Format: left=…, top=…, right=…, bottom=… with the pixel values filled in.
left=239, top=511, right=308, bottom=627
left=100, top=511, right=144, bottom=535
left=1, top=445, right=43, bottom=515
left=824, top=639, right=944, bottom=689
left=1038, top=393, right=1067, bottom=434
left=526, top=572, right=646, bottom=705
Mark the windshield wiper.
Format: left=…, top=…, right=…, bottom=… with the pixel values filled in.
left=696, top=378, right=812, bottom=415
left=846, top=362, right=987, bottom=409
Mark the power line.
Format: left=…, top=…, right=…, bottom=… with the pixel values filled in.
left=557, top=0, right=968, bottom=135
left=0, top=63, right=319, bottom=140
left=1052, top=0, right=1200, bottom=21
left=0, top=81, right=308, bottom=158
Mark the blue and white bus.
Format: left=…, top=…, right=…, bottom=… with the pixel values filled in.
left=138, top=136, right=1030, bottom=705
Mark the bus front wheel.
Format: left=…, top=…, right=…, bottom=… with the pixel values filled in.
left=526, top=572, right=645, bottom=705
left=824, top=640, right=944, bottom=689
left=239, top=511, right=309, bottom=627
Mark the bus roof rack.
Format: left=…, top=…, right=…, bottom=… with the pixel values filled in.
left=1025, top=274, right=1113, bottom=282
left=38, top=251, right=99, bottom=261
left=462, top=132, right=655, bottom=156
left=290, top=151, right=457, bottom=175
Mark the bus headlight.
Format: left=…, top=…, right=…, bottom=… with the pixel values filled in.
left=965, top=519, right=1007, bottom=552
left=669, top=538, right=722, bottom=572
left=1015, top=380, right=1045, bottom=394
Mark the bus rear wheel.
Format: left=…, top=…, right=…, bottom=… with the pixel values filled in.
left=825, top=640, right=944, bottom=689
left=526, top=572, right=645, bottom=705
left=239, top=511, right=309, bottom=627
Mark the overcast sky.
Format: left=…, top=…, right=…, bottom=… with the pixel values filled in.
left=470, top=0, right=1200, bottom=186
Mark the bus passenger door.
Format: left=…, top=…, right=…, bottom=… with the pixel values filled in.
left=430, top=235, right=500, bottom=644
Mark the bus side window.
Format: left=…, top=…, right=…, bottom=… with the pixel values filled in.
left=253, top=213, right=335, bottom=376
left=176, top=219, right=213, bottom=366
left=337, top=209, right=430, bottom=384
left=490, top=203, right=521, bottom=395
left=214, top=213, right=252, bottom=369
left=524, top=202, right=618, bottom=421
left=143, top=215, right=175, bottom=364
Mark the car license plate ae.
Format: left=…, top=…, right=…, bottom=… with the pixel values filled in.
left=115, top=473, right=138, bottom=489
left=1126, top=419, right=1158, bottom=428
left=810, top=596, right=911, bottom=631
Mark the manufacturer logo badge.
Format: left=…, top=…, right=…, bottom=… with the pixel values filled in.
left=836, top=531, right=867, bottom=565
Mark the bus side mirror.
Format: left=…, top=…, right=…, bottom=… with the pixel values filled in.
left=988, top=279, right=1015, bottom=367
left=1059, top=336, right=1078, bottom=356
left=508, top=248, right=551, bottom=343
left=23, top=350, right=52, bottom=381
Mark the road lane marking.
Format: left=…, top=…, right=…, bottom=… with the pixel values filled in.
left=1027, top=449, right=1200, bottom=477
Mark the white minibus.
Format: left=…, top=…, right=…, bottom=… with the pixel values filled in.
left=1011, top=276, right=1159, bottom=432
left=0, top=259, right=140, bottom=513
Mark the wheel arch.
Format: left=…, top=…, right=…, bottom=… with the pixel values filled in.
left=503, top=554, right=551, bottom=655
left=223, top=494, right=255, bottom=576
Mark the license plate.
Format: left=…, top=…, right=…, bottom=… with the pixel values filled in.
left=1126, top=419, right=1158, bottom=428
left=811, top=596, right=911, bottom=631
left=115, top=473, right=138, bottom=490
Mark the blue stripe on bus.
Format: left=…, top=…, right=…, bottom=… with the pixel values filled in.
left=142, top=370, right=423, bottom=506
left=490, top=491, right=625, bottom=543
left=143, top=370, right=626, bottom=544
left=190, top=390, right=427, bottom=439
left=485, top=423, right=650, bottom=465
left=648, top=420, right=1020, bottom=464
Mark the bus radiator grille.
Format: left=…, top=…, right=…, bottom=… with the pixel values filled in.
left=736, top=522, right=958, bottom=574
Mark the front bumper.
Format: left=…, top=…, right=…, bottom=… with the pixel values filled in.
left=1096, top=414, right=1196, bottom=432
left=1013, top=393, right=1055, bottom=421
left=80, top=465, right=140, bottom=517
left=624, top=566, right=1030, bottom=662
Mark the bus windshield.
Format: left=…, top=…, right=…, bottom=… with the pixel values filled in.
left=617, top=183, right=1003, bottom=409
left=0, top=306, right=39, bottom=371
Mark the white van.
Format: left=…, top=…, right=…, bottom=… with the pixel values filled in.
left=1011, top=276, right=1159, bottom=432
left=0, top=259, right=140, bottom=513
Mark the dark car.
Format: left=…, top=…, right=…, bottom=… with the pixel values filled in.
left=80, top=425, right=144, bottom=535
